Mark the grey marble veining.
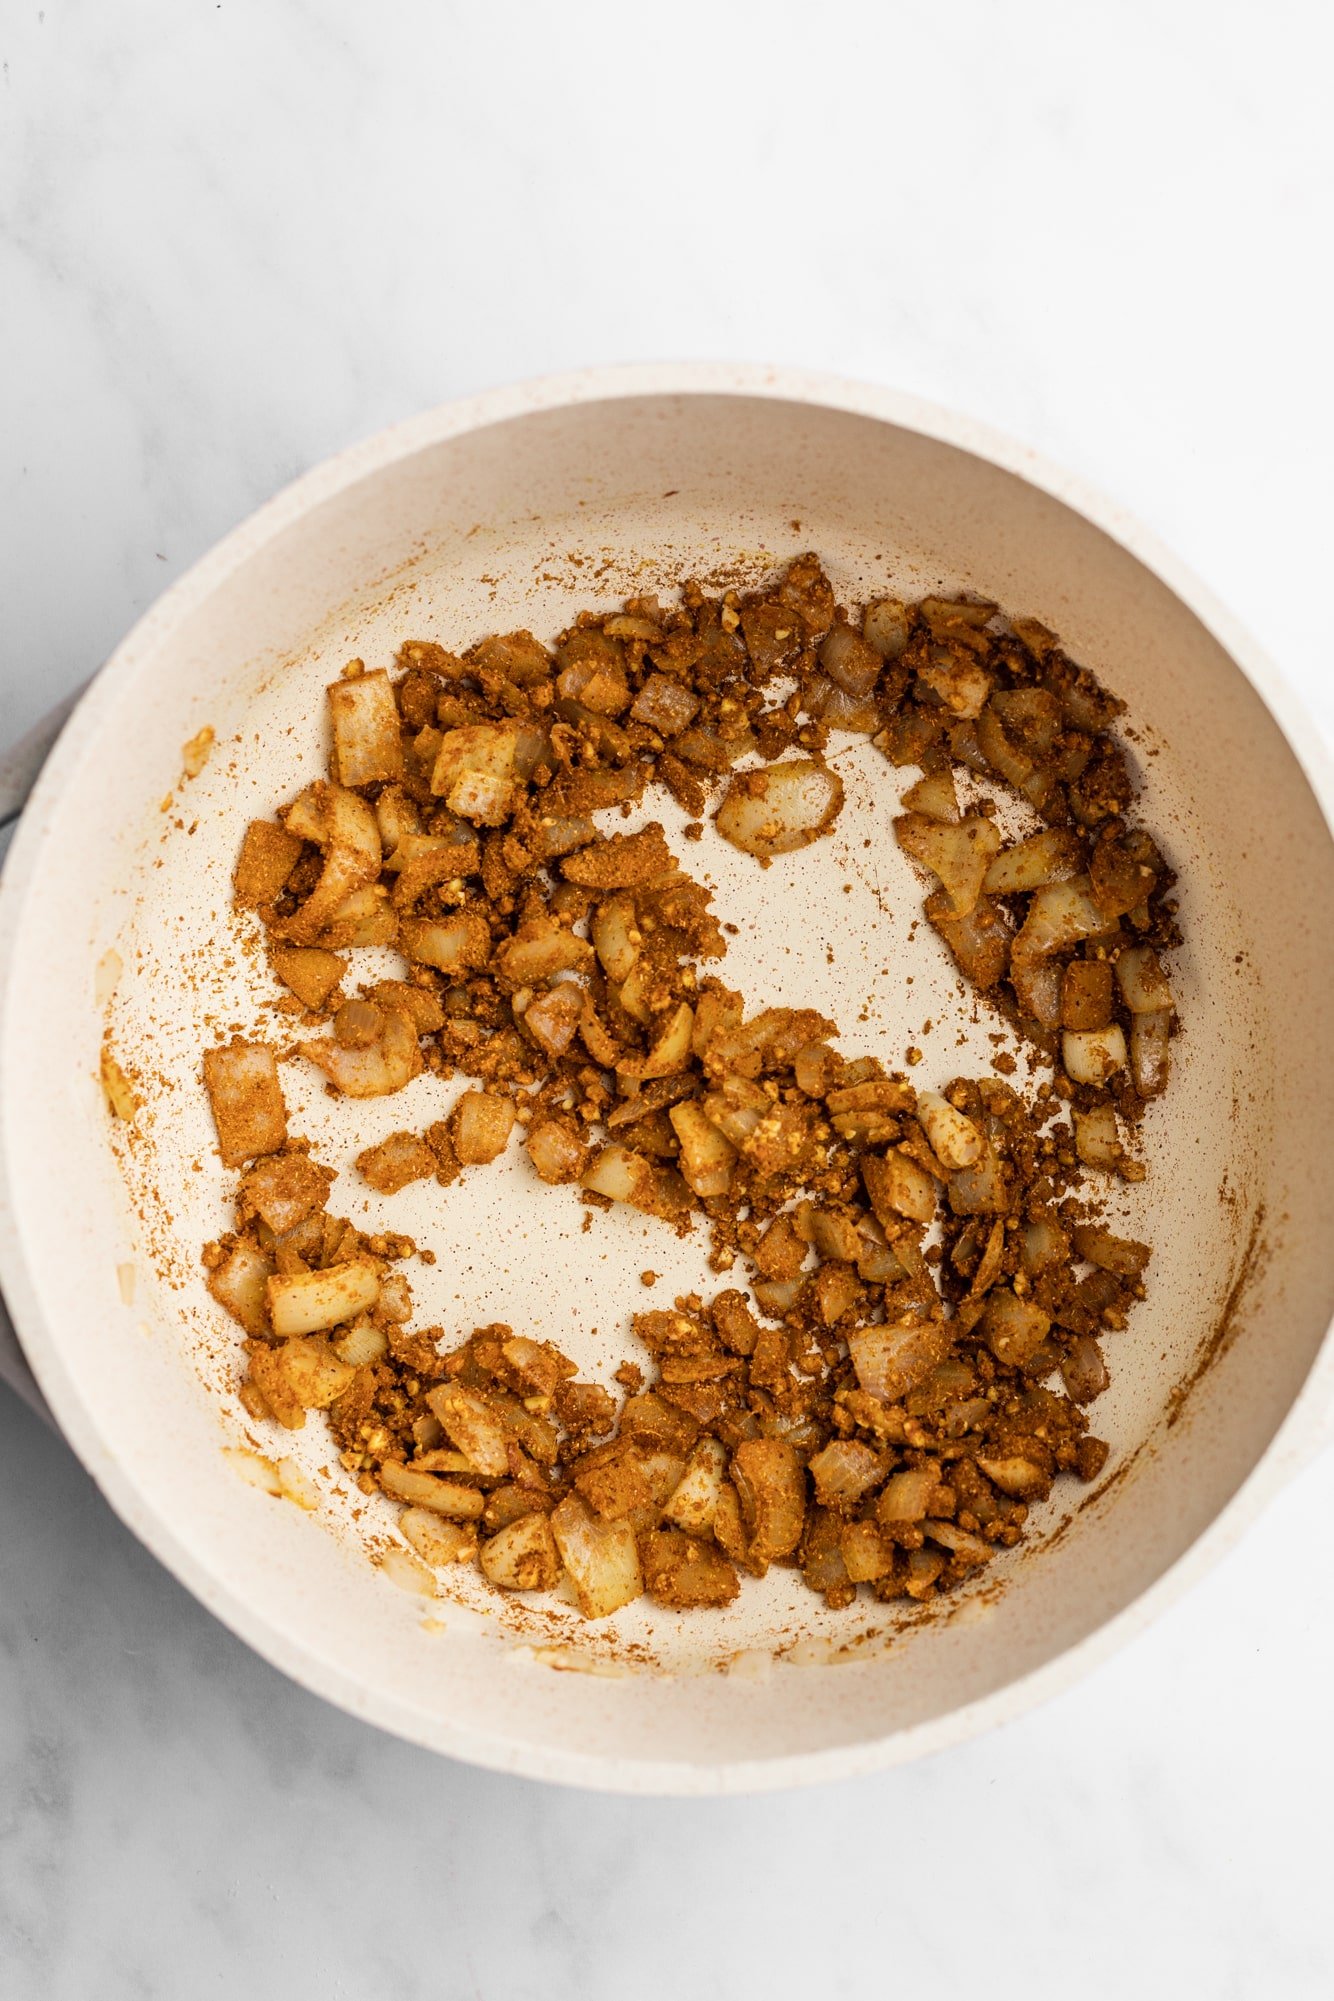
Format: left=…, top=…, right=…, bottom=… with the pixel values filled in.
left=2, top=2, right=1332, bottom=1995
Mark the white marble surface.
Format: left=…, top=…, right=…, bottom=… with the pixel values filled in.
left=2, top=2, right=1332, bottom=1995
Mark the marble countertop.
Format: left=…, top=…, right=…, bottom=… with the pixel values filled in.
left=2, top=4, right=1331, bottom=1996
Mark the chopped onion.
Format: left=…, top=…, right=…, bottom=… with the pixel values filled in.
left=399, top=1508, right=477, bottom=1568
left=808, top=1439, right=884, bottom=1508
left=1115, top=944, right=1174, bottom=1014
left=401, top=912, right=490, bottom=974
left=379, top=1461, right=485, bottom=1518
left=900, top=767, right=960, bottom=823
left=1131, top=1009, right=1172, bottom=1097
left=1062, top=1024, right=1127, bottom=1085
left=480, top=1512, right=561, bottom=1591
left=819, top=621, right=882, bottom=699
left=915, top=1089, right=984, bottom=1171
left=847, top=1318, right=949, bottom=1402
left=267, top=1259, right=380, bottom=1338
left=668, top=1100, right=737, bottom=1199
left=983, top=827, right=1083, bottom=896
left=715, top=758, right=844, bottom=858
left=304, top=1004, right=422, bottom=1097
left=862, top=597, right=910, bottom=660
left=550, top=1494, right=643, bottom=1618
left=981, top=1286, right=1051, bottom=1365
left=895, top=812, right=1002, bottom=918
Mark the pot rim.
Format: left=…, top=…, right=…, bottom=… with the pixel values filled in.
left=2, top=360, right=1331, bottom=1793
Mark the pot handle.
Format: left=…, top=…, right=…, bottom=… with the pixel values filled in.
left=0, top=686, right=88, bottom=1425
left=0, top=683, right=87, bottom=830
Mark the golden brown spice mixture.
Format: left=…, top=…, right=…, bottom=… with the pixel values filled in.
left=200, top=557, right=1176, bottom=1618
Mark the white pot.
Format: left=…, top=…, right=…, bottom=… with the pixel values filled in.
left=1, top=364, right=1330, bottom=1793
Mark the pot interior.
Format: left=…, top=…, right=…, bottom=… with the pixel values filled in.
left=3, top=385, right=1331, bottom=1783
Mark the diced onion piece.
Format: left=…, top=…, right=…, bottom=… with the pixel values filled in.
left=304, top=1005, right=422, bottom=1097
left=925, top=1521, right=993, bottom=1567
left=1061, top=1335, right=1109, bottom=1403
left=480, top=1512, right=562, bottom=1591
left=982, top=1286, right=1050, bottom=1365
left=715, top=759, right=844, bottom=858
left=327, top=669, right=404, bottom=788
left=876, top=1467, right=938, bottom=1523
left=794, top=1201, right=862, bottom=1264
left=222, top=1446, right=282, bottom=1496
left=331, top=1315, right=389, bottom=1366
left=663, top=1437, right=728, bottom=1534
left=401, top=912, right=491, bottom=974
left=207, top=1239, right=274, bottom=1336
left=269, top=944, right=346, bottom=1011
left=322, top=882, right=396, bottom=948
left=1011, top=955, right=1064, bottom=1028
left=621, top=1002, right=694, bottom=1081
left=591, top=893, right=640, bottom=983
left=1013, top=876, right=1110, bottom=960
left=900, top=767, right=960, bottom=823
left=863, top=1149, right=938, bottom=1226
left=1021, top=1215, right=1068, bottom=1274
left=983, top=827, right=1083, bottom=896
left=267, top=1259, right=380, bottom=1337
left=380, top=1461, right=484, bottom=1518
left=854, top=1214, right=905, bottom=1283
left=814, top=1262, right=859, bottom=1325
left=234, top=819, right=304, bottom=907
left=805, top=676, right=880, bottom=732
left=400, top=1508, right=478, bottom=1567
left=1072, top=1225, right=1151, bottom=1276
left=1131, top=1009, right=1172, bottom=1097
left=250, top=1336, right=356, bottom=1422
left=449, top=769, right=512, bottom=825
left=1073, top=1101, right=1125, bottom=1170
left=525, top=1119, right=585, bottom=1184
left=203, top=1041, right=288, bottom=1168
left=927, top=892, right=1011, bottom=990
left=731, top=1439, right=806, bottom=1567
left=976, top=1455, right=1049, bottom=1500
left=275, top=1457, right=321, bottom=1510
left=846, top=1319, right=949, bottom=1402
left=668, top=1100, right=737, bottom=1199
left=377, top=1547, right=438, bottom=1597
left=451, top=1089, right=516, bottom=1165
left=1115, top=945, right=1174, bottom=1014
left=238, top=1153, right=332, bottom=1235
left=375, top=786, right=420, bottom=855
left=550, top=1493, right=643, bottom=1618
left=895, top=813, right=1001, bottom=918
left=808, top=1439, right=884, bottom=1509
left=630, top=672, right=700, bottom=735
left=753, top=1277, right=803, bottom=1315
left=580, top=1143, right=658, bottom=1209
left=862, top=597, right=910, bottom=660
left=1062, top=1024, right=1127, bottom=1086
left=280, top=783, right=381, bottom=943
left=425, top=1384, right=511, bottom=1476
left=521, top=984, right=585, bottom=1058
left=947, top=1140, right=1008, bottom=1215
left=819, top=621, right=882, bottom=698
left=356, top=1130, right=435, bottom=1194
left=840, top=1521, right=894, bottom=1583
left=915, top=1089, right=984, bottom=1171
left=917, top=650, right=993, bottom=719
left=430, top=724, right=521, bottom=818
